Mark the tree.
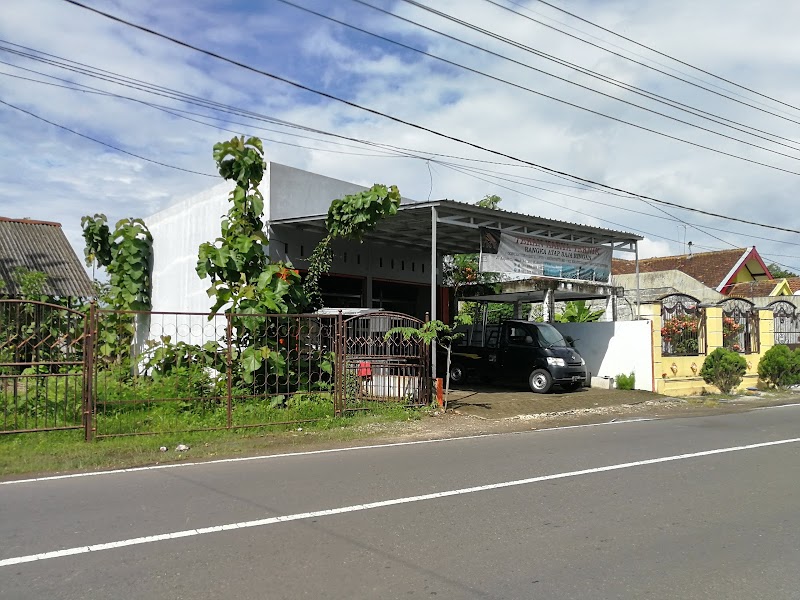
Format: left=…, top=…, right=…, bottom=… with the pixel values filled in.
left=476, top=194, right=502, bottom=210
left=767, top=263, right=798, bottom=279
left=197, top=136, right=306, bottom=316
left=195, top=136, right=308, bottom=386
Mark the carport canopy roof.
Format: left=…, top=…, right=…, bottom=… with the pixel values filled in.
left=270, top=199, right=643, bottom=255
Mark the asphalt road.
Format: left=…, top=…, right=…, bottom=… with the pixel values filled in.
left=2, top=406, right=799, bottom=599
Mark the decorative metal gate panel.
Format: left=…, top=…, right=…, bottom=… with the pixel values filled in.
left=342, top=312, right=430, bottom=410
left=0, top=300, right=89, bottom=435
left=719, top=298, right=757, bottom=354
left=660, top=294, right=703, bottom=356
left=769, top=300, right=800, bottom=349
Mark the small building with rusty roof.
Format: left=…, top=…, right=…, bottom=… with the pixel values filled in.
left=0, top=217, right=95, bottom=300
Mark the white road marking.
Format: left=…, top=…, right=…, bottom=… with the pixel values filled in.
left=0, top=417, right=653, bottom=486
left=2, top=435, right=798, bottom=568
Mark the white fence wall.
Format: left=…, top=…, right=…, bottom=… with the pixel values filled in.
left=553, top=321, right=653, bottom=391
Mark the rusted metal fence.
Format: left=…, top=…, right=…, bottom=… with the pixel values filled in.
left=1, top=301, right=430, bottom=439
left=0, top=300, right=89, bottom=434
left=342, top=312, right=430, bottom=411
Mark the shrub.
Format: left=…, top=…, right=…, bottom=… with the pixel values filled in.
left=757, top=345, right=799, bottom=388
left=615, top=372, right=635, bottom=390
left=699, top=348, right=747, bottom=394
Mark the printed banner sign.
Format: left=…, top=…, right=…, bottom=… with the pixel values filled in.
left=479, top=228, right=612, bottom=283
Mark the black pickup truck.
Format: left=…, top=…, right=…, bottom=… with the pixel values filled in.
left=441, top=320, right=589, bottom=393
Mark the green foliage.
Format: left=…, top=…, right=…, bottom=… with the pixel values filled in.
left=195, top=136, right=309, bottom=389
left=699, top=348, right=747, bottom=394
left=767, top=263, right=798, bottom=279
left=661, top=313, right=700, bottom=355
left=442, top=194, right=502, bottom=302
left=475, top=194, right=502, bottom=210
left=196, top=136, right=306, bottom=316
left=305, top=183, right=402, bottom=310
left=757, top=344, right=800, bottom=388
left=615, top=372, right=635, bottom=390
left=81, top=214, right=153, bottom=367
left=1, top=267, right=49, bottom=300
left=554, top=300, right=605, bottom=323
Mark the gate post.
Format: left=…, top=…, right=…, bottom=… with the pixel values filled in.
left=83, top=302, right=96, bottom=442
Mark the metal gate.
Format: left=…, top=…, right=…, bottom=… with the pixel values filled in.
left=0, top=300, right=90, bottom=435
left=342, top=312, right=430, bottom=411
left=769, top=300, right=800, bottom=349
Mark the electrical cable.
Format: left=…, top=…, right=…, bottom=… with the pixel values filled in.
left=56, top=0, right=800, bottom=236
left=528, top=0, right=800, bottom=116
left=0, top=97, right=217, bottom=177
left=279, top=0, right=800, bottom=169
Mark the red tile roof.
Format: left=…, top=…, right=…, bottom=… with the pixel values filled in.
left=786, top=277, right=800, bottom=293
left=727, top=280, right=781, bottom=298
left=612, top=248, right=750, bottom=289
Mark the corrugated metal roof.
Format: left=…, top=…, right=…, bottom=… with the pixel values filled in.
left=0, top=217, right=95, bottom=298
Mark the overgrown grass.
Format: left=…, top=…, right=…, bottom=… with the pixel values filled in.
left=0, top=403, right=427, bottom=478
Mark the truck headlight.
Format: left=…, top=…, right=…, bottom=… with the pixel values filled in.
left=547, top=357, right=566, bottom=367
left=580, top=357, right=585, bottom=366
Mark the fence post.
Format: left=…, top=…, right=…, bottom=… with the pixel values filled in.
left=334, top=311, right=343, bottom=416
left=83, top=301, right=96, bottom=442
left=226, top=313, right=233, bottom=430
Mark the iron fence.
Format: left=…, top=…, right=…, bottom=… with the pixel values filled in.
left=342, top=312, right=430, bottom=412
left=0, top=300, right=89, bottom=434
left=660, top=294, right=703, bottom=356
left=719, top=298, right=758, bottom=354
left=1, top=302, right=430, bottom=438
left=769, top=300, right=800, bottom=349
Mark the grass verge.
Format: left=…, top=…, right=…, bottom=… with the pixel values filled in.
left=0, top=404, right=427, bottom=479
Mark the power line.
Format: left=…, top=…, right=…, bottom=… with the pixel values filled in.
left=59, top=0, right=800, bottom=237
left=280, top=0, right=800, bottom=171
left=480, top=0, right=800, bottom=127
left=528, top=0, right=800, bottom=116
left=378, top=0, right=800, bottom=150
left=0, top=97, right=217, bottom=177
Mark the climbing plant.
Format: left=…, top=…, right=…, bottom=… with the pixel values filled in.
left=81, top=214, right=153, bottom=365
left=304, top=183, right=402, bottom=310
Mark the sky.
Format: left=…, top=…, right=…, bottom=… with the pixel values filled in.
left=3, top=0, right=800, bottom=275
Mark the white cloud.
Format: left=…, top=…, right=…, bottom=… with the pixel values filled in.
left=2, top=0, right=800, bottom=277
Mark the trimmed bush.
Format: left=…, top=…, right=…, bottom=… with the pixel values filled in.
left=615, top=372, right=635, bottom=390
left=699, top=348, right=747, bottom=394
left=757, top=345, right=800, bottom=388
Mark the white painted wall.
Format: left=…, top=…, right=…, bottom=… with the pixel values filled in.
left=148, top=180, right=232, bottom=313
left=553, top=321, right=653, bottom=391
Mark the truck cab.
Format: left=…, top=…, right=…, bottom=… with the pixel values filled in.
left=444, top=320, right=589, bottom=393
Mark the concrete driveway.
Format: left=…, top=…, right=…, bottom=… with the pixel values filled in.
left=445, top=383, right=664, bottom=420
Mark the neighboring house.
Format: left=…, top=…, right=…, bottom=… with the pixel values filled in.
left=0, top=217, right=94, bottom=300
left=611, top=247, right=776, bottom=317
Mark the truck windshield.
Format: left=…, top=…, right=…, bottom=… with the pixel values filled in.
left=534, top=324, right=567, bottom=348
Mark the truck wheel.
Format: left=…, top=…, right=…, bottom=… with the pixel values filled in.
left=529, top=369, right=553, bottom=393
left=449, top=362, right=467, bottom=385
